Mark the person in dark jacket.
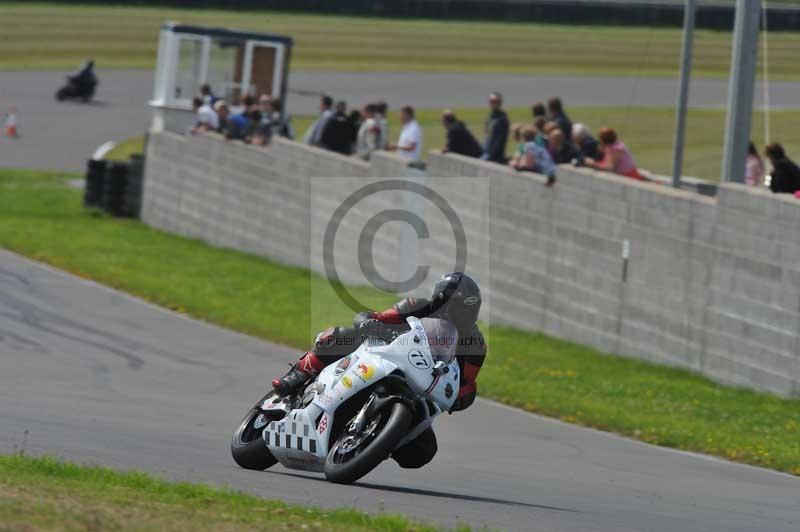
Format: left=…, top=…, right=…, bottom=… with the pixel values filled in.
left=547, top=128, right=579, bottom=164
left=547, top=97, right=573, bottom=140
left=482, top=92, right=509, bottom=164
left=320, top=101, right=355, bottom=155
left=572, top=123, right=600, bottom=161
left=441, top=110, right=482, bottom=158
left=765, top=143, right=800, bottom=194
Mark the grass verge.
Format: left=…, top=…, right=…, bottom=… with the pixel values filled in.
left=1, top=2, right=800, bottom=79
left=105, top=134, right=146, bottom=161
left=0, top=454, right=450, bottom=531
left=0, top=169, right=798, bottom=475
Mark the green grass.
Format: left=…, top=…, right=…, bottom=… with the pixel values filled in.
left=0, top=454, right=451, bottom=532
left=2, top=2, right=800, bottom=79
left=105, top=134, right=146, bottom=161
left=1, top=168, right=799, bottom=476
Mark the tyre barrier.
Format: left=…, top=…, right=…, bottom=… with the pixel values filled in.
left=83, top=159, right=107, bottom=208
left=84, top=156, right=144, bottom=218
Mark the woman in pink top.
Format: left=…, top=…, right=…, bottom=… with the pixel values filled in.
left=745, top=142, right=764, bottom=186
left=585, top=127, right=645, bottom=180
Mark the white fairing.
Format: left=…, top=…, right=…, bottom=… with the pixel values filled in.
left=262, top=317, right=459, bottom=472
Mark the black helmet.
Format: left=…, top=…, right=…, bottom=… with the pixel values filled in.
left=430, top=272, right=482, bottom=328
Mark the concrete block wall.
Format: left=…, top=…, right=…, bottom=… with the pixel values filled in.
left=426, top=151, right=800, bottom=397
left=142, top=132, right=800, bottom=397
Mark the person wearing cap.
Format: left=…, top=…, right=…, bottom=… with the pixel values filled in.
left=191, top=96, right=219, bottom=134
left=441, top=110, right=482, bottom=158
left=481, top=92, right=509, bottom=164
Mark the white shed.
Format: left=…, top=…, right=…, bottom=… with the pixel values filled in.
left=150, top=22, right=293, bottom=132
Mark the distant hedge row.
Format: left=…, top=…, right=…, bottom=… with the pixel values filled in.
left=22, top=0, right=800, bottom=31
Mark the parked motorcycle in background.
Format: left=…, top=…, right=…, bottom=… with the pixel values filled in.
left=231, top=317, right=461, bottom=484
left=56, top=60, right=98, bottom=102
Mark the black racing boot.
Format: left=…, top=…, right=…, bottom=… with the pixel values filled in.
left=271, top=365, right=311, bottom=397
left=271, top=352, right=322, bottom=397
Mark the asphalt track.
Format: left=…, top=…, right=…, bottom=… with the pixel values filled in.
left=1, top=249, right=799, bottom=531
left=2, top=69, right=800, bottom=172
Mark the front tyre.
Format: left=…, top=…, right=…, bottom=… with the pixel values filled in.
left=231, top=393, right=280, bottom=471
left=324, top=401, right=412, bottom=484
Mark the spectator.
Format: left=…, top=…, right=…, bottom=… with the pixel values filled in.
left=441, top=109, right=482, bottom=158
left=510, top=126, right=556, bottom=183
left=215, top=101, right=249, bottom=141
left=244, top=108, right=262, bottom=143
left=548, top=128, right=579, bottom=164
left=389, top=105, right=423, bottom=161
left=532, top=101, right=546, bottom=121
left=242, top=94, right=256, bottom=112
left=305, top=94, right=334, bottom=146
left=191, top=96, right=218, bottom=133
left=543, top=121, right=560, bottom=135
left=250, top=94, right=274, bottom=146
left=547, top=97, right=573, bottom=139
left=200, top=84, right=218, bottom=107
left=508, top=123, right=526, bottom=167
left=347, top=109, right=362, bottom=153
left=482, top=91, right=509, bottom=163
left=375, top=101, right=390, bottom=150
left=270, top=98, right=294, bottom=140
left=745, top=141, right=764, bottom=187
left=320, top=100, right=354, bottom=155
left=572, top=123, right=600, bottom=161
left=765, top=143, right=800, bottom=194
left=355, top=103, right=381, bottom=160
left=533, top=117, right=549, bottom=148
left=585, top=127, right=645, bottom=180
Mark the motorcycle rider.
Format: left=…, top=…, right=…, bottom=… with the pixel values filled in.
left=271, top=272, right=487, bottom=468
left=68, top=59, right=98, bottom=94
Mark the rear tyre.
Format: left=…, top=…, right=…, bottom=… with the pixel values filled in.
left=230, top=393, right=280, bottom=471
left=324, top=401, right=412, bottom=484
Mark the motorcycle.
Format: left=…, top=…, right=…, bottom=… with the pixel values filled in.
left=231, top=316, right=460, bottom=484
left=56, top=62, right=98, bottom=102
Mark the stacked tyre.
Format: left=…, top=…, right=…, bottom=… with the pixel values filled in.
left=84, top=156, right=144, bottom=218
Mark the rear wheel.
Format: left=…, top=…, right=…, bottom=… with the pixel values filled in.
left=230, top=392, right=281, bottom=470
left=324, top=401, right=412, bottom=484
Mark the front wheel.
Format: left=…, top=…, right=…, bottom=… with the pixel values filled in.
left=230, top=392, right=281, bottom=470
left=324, top=401, right=412, bottom=484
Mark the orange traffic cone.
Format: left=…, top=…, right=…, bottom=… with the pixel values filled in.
left=4, top=106, right=19, bottom=138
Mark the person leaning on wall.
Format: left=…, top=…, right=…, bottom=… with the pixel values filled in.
left=765, top=143, right=800, bottom=195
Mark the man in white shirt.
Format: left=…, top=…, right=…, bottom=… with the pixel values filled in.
left=191, top=96, right=219, bottom=133
left=390, top=106, right=422, bottom=161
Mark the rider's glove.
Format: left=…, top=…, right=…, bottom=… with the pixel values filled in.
left=358, top=317, right=392, bottom=339
left=449, top=382, right=476, bottom=413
